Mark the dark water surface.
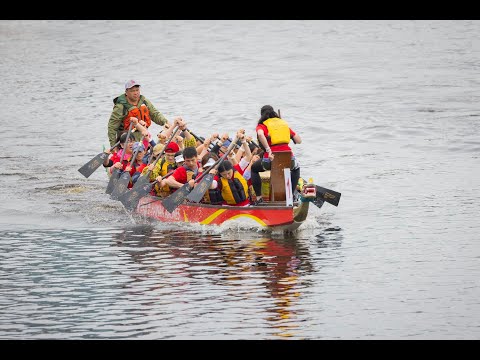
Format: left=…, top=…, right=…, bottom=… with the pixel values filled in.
left=0, top=20, right=479, bottom=339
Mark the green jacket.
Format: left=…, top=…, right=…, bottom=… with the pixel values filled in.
left=107, top=94, right=168, bottom=147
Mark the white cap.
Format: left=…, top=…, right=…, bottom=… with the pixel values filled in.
left=204, top=158, right=216, bottom=168
left=125, top=79, right=141, bottom=89
left=175, top=154, right=185, bottom=163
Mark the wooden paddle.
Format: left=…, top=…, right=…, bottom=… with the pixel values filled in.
left=132, top=126, right=180, bottom=191
left=185, top=136, right=239, bottom=204
left=120, top=170, right=175, bottom=211
left=110, top=135, right=146, bottom=200
left=78, top=141, right=120, bottom=178
left=105, top=122, right=134, bottom=195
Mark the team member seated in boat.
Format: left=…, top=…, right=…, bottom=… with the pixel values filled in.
left=107, top=116, right=148, bottom=163
left=174, top=151, right=185, bottom=167
left=161, top=146, right=202, bottom=192
left=142, top=143, right=164, bottom=165
left=243, top=154, right=261, bottom=203
left=147, top=142, right=180, bottom=197
left=107, top=79, right=170, bottom=147
left=211, top=160, right=250, bottom=207
left=197, top=154, right=222, bottom=205
left=128, top=142, right=148, bottom=186
left=158, top=142, right=180, bottom=175
left=251, top=105, right=302, bottom=202
left=106, top=138, right=144, bottom=188
left=103, top=132, right=136, bottom=173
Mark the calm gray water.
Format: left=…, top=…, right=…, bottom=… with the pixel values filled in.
left=1, top=20, right=479, bottom=339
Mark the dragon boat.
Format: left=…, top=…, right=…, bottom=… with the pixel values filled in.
left=129, top=151, right=340, bottom=232
left=79, top=137, right=341, bottom=232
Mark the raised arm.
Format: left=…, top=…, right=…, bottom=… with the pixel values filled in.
left=234, top=129, right=252, bottom=163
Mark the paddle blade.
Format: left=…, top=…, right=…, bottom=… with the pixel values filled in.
left=111, top=172, right=131, bottom=200
left=106, top=168, right=121, bottom=194
left=78, top=152, right=108, bottom=178
left=161, top=183, right=192, bottom=213
left=132, top=173, right=149, bottom=191
left=186, top=174, right=214, bottom=203
left=120, top=182, right=153, bottom=211
left=315, top=185, right=341, bottom=207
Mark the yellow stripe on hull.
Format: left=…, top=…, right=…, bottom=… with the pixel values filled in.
left=200, top=209, right=227, bottom=225
left=200, top=209, right=267, bottom=227
left=228, top=214, right=267, bottom=227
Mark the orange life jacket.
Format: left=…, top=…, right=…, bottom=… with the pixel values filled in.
left=123, top=103, right=152, bottom=131
left=113, top=94, right=152, bottom=131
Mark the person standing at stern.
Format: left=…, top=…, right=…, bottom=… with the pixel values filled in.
left=107, top=79, right=169, bottom=147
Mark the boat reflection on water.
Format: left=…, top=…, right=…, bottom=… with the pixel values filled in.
left=111, top=224, right=341, bottom=339
left=246, top=235, right=314, bottom=338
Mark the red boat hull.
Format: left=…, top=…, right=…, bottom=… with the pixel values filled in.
left=134, top=195, right=311, bottom=231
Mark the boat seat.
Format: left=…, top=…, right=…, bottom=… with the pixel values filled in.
left=269, top=151, right=292, bottom=202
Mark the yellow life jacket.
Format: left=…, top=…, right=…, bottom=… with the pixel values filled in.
left=186, top=168, right=197, bottom=182
left=263, top=117, right=290, bottom=145
left=160, top=159, right=176, bottom=177
left=182, top=162, right=200, bottom=182
left=219, top=171, right=248, bottom=205
left=202, top=189, right=223, bottom=204
left=202, top=190, right=211, bottom=204
left=154, top=159, right=176, bottom=196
